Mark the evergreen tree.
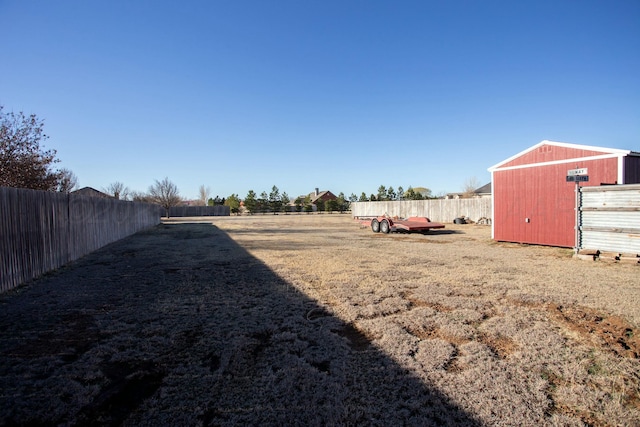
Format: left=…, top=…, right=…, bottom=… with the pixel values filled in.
left=224, top=194, right=241, bottom=215
left=244, top=190, right=257, bottom=214
left=387, top=186, right=397, bottom=201
left=259, top=191, right=268, bottom=213
left=269, top=185, right=282, bottom=214
left=337, top=192, right=348, bottom=212
left=281, top=192, right=290, bottom=213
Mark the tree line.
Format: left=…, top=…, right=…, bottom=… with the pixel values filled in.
left=354, top=185, right=435, bottom=202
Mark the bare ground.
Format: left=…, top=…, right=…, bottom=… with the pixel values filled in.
left=1, top=214, right=638, bottom=426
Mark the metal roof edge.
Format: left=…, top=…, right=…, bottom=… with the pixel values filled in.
left=490, top=152, right=622, bottom=172
left=488, top=140, right=632, bottom=172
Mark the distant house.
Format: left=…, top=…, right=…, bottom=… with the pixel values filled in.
left=473, top=182, right=492, bottom=198
left=309, top=188, right=337, bottom=204
left=290, top=188, right=338, bottom=211
left=445, top=183, right=492, bottom=199
left=71, top=187, right=113, bottom=198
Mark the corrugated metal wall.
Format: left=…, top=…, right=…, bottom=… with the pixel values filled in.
left=580, top=184, right=640, bottom=254
left=350, top=198, right=492, bottom=223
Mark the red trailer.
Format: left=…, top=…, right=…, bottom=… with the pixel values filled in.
left=369, top=215, right=445, bottom=234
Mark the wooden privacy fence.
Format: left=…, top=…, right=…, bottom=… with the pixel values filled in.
left=168, top=205, right=230, bottom=217
left=0, top=186, right=161, bottom=292
left=351, top=198, right=492, bottom=223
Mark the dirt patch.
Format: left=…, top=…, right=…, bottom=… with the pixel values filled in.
left=477, top=332, right=519, bottom=359
left=403, top=292, right=454, bottom=312
left=549, top=304, right=639, bottom=359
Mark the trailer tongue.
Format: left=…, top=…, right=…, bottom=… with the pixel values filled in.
left=370, top=215, right=445, bottom=233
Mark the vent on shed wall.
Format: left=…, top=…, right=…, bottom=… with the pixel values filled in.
left=539, top=145, right=552, bottom=154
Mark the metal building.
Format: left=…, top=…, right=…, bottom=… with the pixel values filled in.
left=488, top=140, right=640, bottom=247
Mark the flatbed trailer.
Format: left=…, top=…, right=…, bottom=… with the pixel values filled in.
left=368, top=215, right=445, bottom=234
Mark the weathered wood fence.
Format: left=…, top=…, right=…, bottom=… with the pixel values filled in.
left=351, top=198, right=492, bottom=223
left=168, top=205, right=230, bottom=217
left=0, top=186, right=161, bottom=292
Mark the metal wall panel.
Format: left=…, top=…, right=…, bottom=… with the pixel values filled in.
left=580, top=184, right=640, bottom=254
left=581, top=186, right=640, bottom=208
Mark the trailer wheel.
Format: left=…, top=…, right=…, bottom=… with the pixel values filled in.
left=380, top=219, right=390, bottom=233
left=371, top=219, right=380, bottom=233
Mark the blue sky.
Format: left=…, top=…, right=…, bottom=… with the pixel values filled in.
left=1, top=1, right=638, bottom=200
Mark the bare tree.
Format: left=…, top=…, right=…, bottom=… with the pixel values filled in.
left=57, top=168, right=78, bottom=193
left=463, top=177, right=481, bottom=197
left=130, top=191, right=153, bottom=203
left=104, top=181, right=130, bottom=200
left=149, top=177, right=182, bottom=217
left=198, top=185, right=210, bottom=206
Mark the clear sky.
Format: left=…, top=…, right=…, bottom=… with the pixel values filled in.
left=1, top=1, right=638, bottom=200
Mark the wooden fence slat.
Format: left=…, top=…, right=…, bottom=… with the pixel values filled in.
left=350, top=198, right=493, bottom=223
left=167, top=205, right=230, bottom=217
left=0, top=187, right=161, bottom=292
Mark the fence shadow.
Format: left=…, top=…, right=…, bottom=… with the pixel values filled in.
left=0, top=223, right=482, bottom=426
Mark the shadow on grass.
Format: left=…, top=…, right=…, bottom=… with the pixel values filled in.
left=0, top=223, right=481, bottom=426
left=396, top=229, right=464, bottom=236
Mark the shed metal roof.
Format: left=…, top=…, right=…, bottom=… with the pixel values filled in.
left=488, top=140, right=637, bottom=172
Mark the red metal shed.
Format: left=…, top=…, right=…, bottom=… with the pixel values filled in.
left=488, top=140, right=640, bottom=247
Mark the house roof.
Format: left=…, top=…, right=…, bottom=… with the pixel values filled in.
left=474, top=182, right=492, bottom=194
left=488, top=140, right=638, bottom=172
left=445, top=182, right=491, bottom=198
left=309, top=190, right=334, bottom=203
left=71, top=187, right=112, bottom=198
left=292, top=190, right=336, bottom=204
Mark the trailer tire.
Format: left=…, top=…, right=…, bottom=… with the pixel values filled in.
left=371, top=219, right=380, bottom=233
left=380, top=219, right=390, bottom=234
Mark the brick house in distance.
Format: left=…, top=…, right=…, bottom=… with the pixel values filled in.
left=291, top=188, right=338, bottom=211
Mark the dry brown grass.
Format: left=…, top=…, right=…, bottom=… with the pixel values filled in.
left=1, top=214, right=638, bottom=425
left=207, top=214, right=640, bottom=426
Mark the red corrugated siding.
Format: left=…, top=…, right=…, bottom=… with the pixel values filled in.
left=494, top=157, right=619, bottom=247
left=501, top=144, right=609, bottom=168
